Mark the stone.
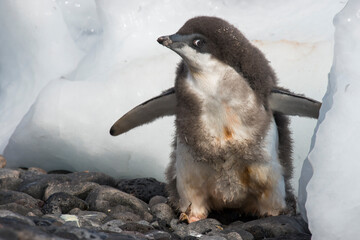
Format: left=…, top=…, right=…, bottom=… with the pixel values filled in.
left=0, top=155, right=6, bottom=168
left=42, top=192, right=88, bottom=214
left=0, top=189, right=43, bottom=214
left=151, top=203, right=175, bottom=224
left=28, top=167, right=47, bottom=175
left=0, top=210, right=35, bottom=226
left=60, top=214, right=80, bottom=227
left=188, top=218, right=223, bottom=235
left=266, top=233, right=311, bottom=240
left=0, top=168, right=20, bottom=179
left=69, top=172, right=117, bottom=187
left=69, top=209, right=108, bottom=228
left=145, top=230, right=178, bottom=240
left=241, top=215, right=310, bottom=240
left=117, top=178, right=167, bottom=203
left=44, top=181, right=100, bottom=200
left=86, top=186, right=153, bottom=222
left=0, top=202, right=43, bottom=216
left=222, top=221, right=254, bottom=240
left=149, top=196, right=167, bottom=208
left=101, top=219, right=125, bottom=233
left=119, top=222, right=155, bottom=234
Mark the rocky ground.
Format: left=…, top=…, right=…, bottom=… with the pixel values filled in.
left=0, top=155, right=311, bottom=240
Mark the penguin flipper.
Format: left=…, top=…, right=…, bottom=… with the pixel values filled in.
left=109, top=87, right=321, bottom=136
left=109, top=88, right=176, bottom=136
left=270, top=87, right=321, bottom=119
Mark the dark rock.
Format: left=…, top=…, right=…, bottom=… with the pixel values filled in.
left=0, top=169, right=23, bottom=190
left=48, top=225, right=108, bottom=240
left=0, top=168, right=20, bottom=179
left=149, top=196, right=167, bottom=208
left=42, top=192, right=88, bottom=214
left=48, top=169, right=73, bottom=174
left=69, top=172, right=116, bottom=187
left=117, top=178, right=167, bottom=203
left=222, top=220, right=254, bottom=240
left=0, top=210, right=35, bottom=226
left=0, top=202, right=43, bottom=216
left=0, top=189, right=43, bottom=214
left=44, top=181, right=100, bottom=200
left=188, top=218, right=223, bottom=235
left=86, top=186, right=153, bottom=222
left=241, top=215, right=310, bottom=240
left=0, top=217, right=64, bottom=240
left=225, top=232, right=247, bottom=240
left=119, top=222, right=155, bottom=234
left=146, top=230, right=179, bottom=240
left=102, top=219, right=125, bottom=233
left=199, top=235, right=227, bottom=240
left=151, top=203, right=175, bottom=224
left=266, top=233, right=311, bottom=240
left=0, top=155, right=6, bottom=168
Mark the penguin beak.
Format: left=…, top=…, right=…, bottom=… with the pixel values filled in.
left=157, top=34, right=185, bottom=49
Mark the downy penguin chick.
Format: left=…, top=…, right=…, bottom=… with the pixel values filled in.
left=158, top=16, right=295, bottom=223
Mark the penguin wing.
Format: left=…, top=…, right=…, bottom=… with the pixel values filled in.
left=110, top=87, right=321, bottom=136
left=110, top=88, right=176, bottom=136
left=270, top=87, right=321, bottom=119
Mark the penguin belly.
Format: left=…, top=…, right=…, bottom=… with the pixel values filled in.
left=174, top=118, right=286, bottom=222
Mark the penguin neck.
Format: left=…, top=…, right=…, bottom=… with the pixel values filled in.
left=185, top=59, right=230, bottom=97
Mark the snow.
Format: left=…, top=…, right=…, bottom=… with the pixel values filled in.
left=298, top=0, right=360, bottom=238
left=0, top=0, right=344, bottom=191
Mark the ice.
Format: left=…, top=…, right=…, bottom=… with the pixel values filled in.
left=299, top=0, right=360, bottom=238
left=1, top=0, right=344, bottom=186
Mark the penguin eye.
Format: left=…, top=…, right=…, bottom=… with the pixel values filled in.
left=193, top=39, right=204, bottom=48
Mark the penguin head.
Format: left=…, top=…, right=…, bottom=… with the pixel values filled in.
left=157, top=16, right=276, bottom=102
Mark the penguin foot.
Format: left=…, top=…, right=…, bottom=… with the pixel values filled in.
left=178, top=203, right=205, bottom=223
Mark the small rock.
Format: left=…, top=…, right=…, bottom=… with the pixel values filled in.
left=69, top=209, right=108, bottom=228
left=0, top=169, right=22, bottom=190
left=146, top=230, right=177, bottom=240
left=0, top=155, right=6, bottom=168
left=51, top=225, right=107, bottom=240
left=101, top=219, right=125, bottom=233
left=151, top=203, right=175, bottom=224
left=226, top=232, right=246, bottom=240
left=149, top=195, right=167, bottom=208
left=266, top=233, right=311, bottom=240
left=0, top=210, right=35, bottom=226
left=42, top=192, right=88, bottom=214
left=199, top=235, right=227, bottom=240
left=86, top=186, right=153, bottom=221
left=188, top=218, right=223, bottom=235
left=241, top=215, right=310, bottom=240
left=0, top=189, right=43, bottom=214
left=28, top=167, right=47, bottom=174
left=119, top=222, right=155, bottom=234
left=44, top=181, right=100, bottom=200
left=117, top=178, right=167, bottom=203
left=60, top=214, right=80, bottom=227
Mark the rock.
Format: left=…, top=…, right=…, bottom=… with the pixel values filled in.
left=117, top=178, right=167, bottom=203
left=0, top=217, right=64, bottom=240
left=69, top=209, right=108, bottom=228
left=222, top=221, right=254, bottom=240
left=101, top=219, right=125, bottom=233
left=266, top=233, right=311, bottom=240
left=44, top=181, right=100, bottom=200
left=86, top=186, right=153, bottom=222
left=188, top=218, right=223, bottom=235
left=149, top=196, right=167, bottom=208
left=0, top=202, right=43, bottom=216
left=42, top=192, right=88, bottom=214
left=119, top=222, right=155, bottom=234
left=199, top=235, right=227, bottom=240
left=226, top=232, right=247, bottom=240
left=60, top=214, right=80, bottom=227
left=146, top=230, right=178, bottom=240
left=0, top=189, right=43, bottom=214
left=0, top=169, right=23, bottom=190
left=0, top=155, right=6, bottom=168
left=28, top=167, right=47, bottom=175
left=241, top=215, right=310, bottom=240
left=0, top=210, right=35, bottom=226
left=69, top=172, right=117, bottom=187
left=150, top=203, right=175, bottom=224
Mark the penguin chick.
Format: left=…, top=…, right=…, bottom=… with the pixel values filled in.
left=158, top=16, right=295, bottom=223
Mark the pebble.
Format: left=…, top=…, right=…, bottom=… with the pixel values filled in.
left=0, top=167, right=311, bottom=240
left=0, top=155, right=6, bottom=168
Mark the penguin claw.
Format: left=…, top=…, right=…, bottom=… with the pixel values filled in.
left=179, top=212, right=189, bottom=223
